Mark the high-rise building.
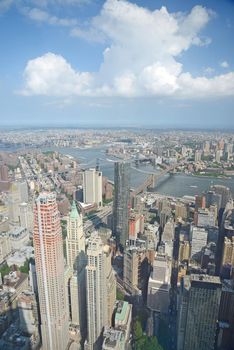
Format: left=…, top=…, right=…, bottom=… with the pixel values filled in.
left=147, top=253, right=171, bottom=314
left=195, top=195, right=206, bottom=210
left=179, top=236, right=190, bottom=262
left=113, top=162, right=130, bottom=249
left=216, top=201, right=234, bottom=275
left=221, top=237, right=234, bottom=278
left=66, top=201, right=86, bottom=271
left=194, top=150, right=202, bottom=162
left=191, top=226, right=208, bottom=261
left=19, top=202, right=33, bottom=233
left=34, top=192, right=69, bottom=350
left=175, top=202, right=188, bottom=221
left=128, top=212, right=144, bottom=241
left=210, top=185, right=232, bottom=212
left=217, top=279, right=234, bottom=349
left=123, top=242, right=149, bottom=297
left=177, top=274, right=222, bottom=350
left=83, top=168, right=102, bottom=207
left=195, top=207, right=217, bottom=227
left=66, top=201, right=87, bottom=341
left=205, top=191, right=222, bottom=212
left=85, top=233, right=116, bottom=350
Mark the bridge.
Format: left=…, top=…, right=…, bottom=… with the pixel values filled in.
left=131, top=159, right=187, bottom=196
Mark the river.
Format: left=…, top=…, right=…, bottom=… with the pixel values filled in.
left=43, top=146, right=234, bottom=197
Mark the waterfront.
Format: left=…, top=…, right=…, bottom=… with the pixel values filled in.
left=44, top=146, right=234, bottom=197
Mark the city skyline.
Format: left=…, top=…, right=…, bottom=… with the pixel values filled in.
left=0, top=0, right=234, bottom=127
left=1, top=130, right=234, bottom=349
left=0, top=1, right=234, bottom=349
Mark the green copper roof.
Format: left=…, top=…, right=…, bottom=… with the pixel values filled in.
left=70, top=201, right=79, bottom=219
left=115, top=301, right=128, bottom=322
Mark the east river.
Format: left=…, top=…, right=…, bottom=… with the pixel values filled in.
left=44, top=146, right=234, bottom=197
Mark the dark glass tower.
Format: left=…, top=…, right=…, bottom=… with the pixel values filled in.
left=177, top=274, right=222, bottom=350
left=113, top=162, right=130, bottom=250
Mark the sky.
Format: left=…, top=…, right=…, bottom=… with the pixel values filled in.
left=0, top=0, right=234, bottom=128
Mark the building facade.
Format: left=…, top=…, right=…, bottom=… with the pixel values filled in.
left=85, top=233, right=116, bottom=350
left=113, top=162, right=130, bottom=249
left=83, top=169, right=102, bottom=207
left=34, top=192, right=69, bottom=350
left=177, top=274, right=222, bottom=350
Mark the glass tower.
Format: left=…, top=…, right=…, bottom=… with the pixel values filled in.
left=113, top=161, right=130, bottom=250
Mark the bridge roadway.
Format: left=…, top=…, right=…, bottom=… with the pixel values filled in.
left=131, top=157, right=188, bottom=196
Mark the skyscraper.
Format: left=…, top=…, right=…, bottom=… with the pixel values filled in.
left=66, top=201, right=86, bottom=271
left=113, top=162, right=130, bottom=249
left=147, top=253, right=171, bottom=314
left=34, top=192, right=69, bottom=350
left=85, top=233, right=116, bottom=350
left=177, top=274, right=222, bottom=350
left=191, top=226, right=208, bottom=261
left=66, top=201, right=87, bottom=341
left=216, top=200, right=234, bottom=274
left=83, top=168, right=102, bottom=207
left=221, top=236, right=234, bottom=278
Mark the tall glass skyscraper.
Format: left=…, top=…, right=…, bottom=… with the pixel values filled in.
left=177, top=274, right=222, bottom=350
left=113, top=161, right=130, bottom=250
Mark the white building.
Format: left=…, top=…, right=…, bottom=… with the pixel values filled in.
left=66, top=201, right=86, bottom=341
left=197, top=208, right=217, bottom=227
left=147, top=253, right=171, bottom=314
left=85, top=233, right=116, bottom=350
left=191, top=226, right=208, bottom=260
left=66, top=201, right=86, bottom=271
left=19, top=202, right=33, bottom=233
left=83, top=169, right=102, bottom=207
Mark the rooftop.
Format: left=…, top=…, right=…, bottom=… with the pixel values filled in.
left=115, top=301, right=129, bottom=322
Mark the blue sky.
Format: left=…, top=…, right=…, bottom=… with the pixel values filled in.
left=0, top=0, right=234, bottom=128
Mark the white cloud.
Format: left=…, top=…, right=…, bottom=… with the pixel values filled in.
left=220, top=61, right=229, bottom=68
left=23, top=7, right=78, bottom=26
left=20, top=0, right=234, bottom=99
left=20, top=53, right=92, bottom=96
left=177, top=72, right=234, bottom=98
